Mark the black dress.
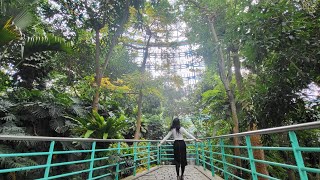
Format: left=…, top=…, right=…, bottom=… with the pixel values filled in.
left=173, top=140, right=187, bottom=166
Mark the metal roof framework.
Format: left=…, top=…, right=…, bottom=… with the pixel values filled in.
left=125, top=29, right=205, bottom=93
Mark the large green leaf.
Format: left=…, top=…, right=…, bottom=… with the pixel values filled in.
left=84, top=130, right=94, bottom=138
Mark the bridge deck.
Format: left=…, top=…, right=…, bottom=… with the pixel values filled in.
left=124, top=165, right=223, bottom=180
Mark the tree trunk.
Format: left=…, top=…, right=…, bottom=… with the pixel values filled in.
left=250, top=124, right=269, bottom=180
left=134, top=32, right=152, bottom=140
left=91, top=1, right=130, bottom=111
left=134, top=89, right=143, bottom=139
left=231, top=48, right=243, bottom=91
left=208, top=19, right=242, bottom=170
left=92, top=28, right=101, bottom=112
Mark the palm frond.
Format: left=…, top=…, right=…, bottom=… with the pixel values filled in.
left=48, top=105, right=63, bottom=118
left=31, top=106, right=48, bottom=119
left=12, top=9, right=33, bottom=30
left=24, top=34, right=73, bottom=57
left=49, top=118, right=68, bottom=133
left=0, top=18, right=20, bottom=46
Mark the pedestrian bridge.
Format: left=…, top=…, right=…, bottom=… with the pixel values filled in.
left=0, top=121, right=319, bottom=180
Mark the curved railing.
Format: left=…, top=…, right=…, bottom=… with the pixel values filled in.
left=192, top=121, right=320, bottom=180
left=0, top=121, right=319, bottom=179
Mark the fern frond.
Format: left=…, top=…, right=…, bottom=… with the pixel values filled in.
left=0, top=113, right=17, bottom=121
left=0, top=99, right=15, bottom=112
left=0, top=121, right=26, bottom=136
left=0, top=144, right=38, bottom=170
left=24, top=34, right=73, bottom=57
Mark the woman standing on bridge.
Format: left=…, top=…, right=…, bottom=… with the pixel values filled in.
left=158, top=118, right=200, bottom=180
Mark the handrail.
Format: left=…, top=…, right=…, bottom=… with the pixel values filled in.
left=0, top=121, right=319, bottom=142
left=0, top=135, right=195, bottom=142
left=203, top=121, right=320, bottom=139
left=0, top=121, right=319, bottom=179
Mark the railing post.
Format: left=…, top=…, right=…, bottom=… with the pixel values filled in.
left=147, top=142, right=151, bottom=171
left=88, top=141, right=96, bottom=179
left=289, top=131, right=308, bottom=180
left=157, top=143, right=160, bottom=165
left=196, top=142, right=199, bottom=165
left=133, top=142, right=137, bottom=176
left=208, top=139, right=215, bottom=177
left=201, top=141, right=205, bottom=169
left=245, top=135, right=258, bottom=180
left=115, top=142, right=121, bottom=180
left=219, top=138, right=228, bottom=180
left=159, top=144, right=162, bottom=164
left=44, top=141, right=55, bottom=178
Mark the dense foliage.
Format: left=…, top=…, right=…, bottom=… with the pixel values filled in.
left=1, top=0, right=319, bottom=179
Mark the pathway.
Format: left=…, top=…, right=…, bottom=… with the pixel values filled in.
left=129, top=165, right=222, bottom=180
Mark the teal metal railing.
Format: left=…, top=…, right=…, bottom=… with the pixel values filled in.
left=0, top=121, right=319, bottom=179
left=191, top=121, right=320, bottom=180
left=0, top=137, right=160, bottom=180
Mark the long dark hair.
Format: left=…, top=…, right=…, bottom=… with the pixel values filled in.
left=170, top=118, right=181, bottom=133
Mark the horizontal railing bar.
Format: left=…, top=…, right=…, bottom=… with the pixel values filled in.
left=121, top=166, right=135, bottom=172
left=93, top=156, right=110, bottom=161
left=161, top=154, right=174, bottom=156
left=212, top=152, right=221, bottom=156
left=96, top=147, right=129, bottom=152
left=122, top=153, right=134, bottom=157
left=297, top=147, right=320, bottom=152
left=224, top=153, right=250, bottom=161
left=301, top=166, right=320, bottom=174
left=253, top=159, right=298, bottom=170
left=251, top=146, right=293, bottom=151
left=92, top=163, right=118, bottom=171
left=202, top=160, right=212, bottom=167
left=39, top=168, right=91, bottom=180
left=204, top=121, right=320, bottom=139
left=213, top=165, right=223, bottom=171
left=136, top=157, right=149, bottom=161
left=91, top=173, right=112, bottom=180
left=0, top=152, right=49, bottom=157
left=50, top=159, right=91, bottom=167
left=220, top=145, right=248, bottom=149
left=0, top=164, right=47, bottom=173
left=225, top=171, right=246, bottom=180
left=223, top=161, right=251, bottom=173
left=53, top=149, right=92, bottom=154
left=0, top=136, right=196, bottom=142
left=1, top=122, right=318, bottom=143
left=256, top=172, right=280, bottom=180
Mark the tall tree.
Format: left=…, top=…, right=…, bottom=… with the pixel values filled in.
left=40, top=0, right=140, bottom=111
left=184, top=0, right=242, bottom=171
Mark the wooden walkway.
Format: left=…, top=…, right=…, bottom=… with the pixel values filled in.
left=124, top=165, right=223, bottom=180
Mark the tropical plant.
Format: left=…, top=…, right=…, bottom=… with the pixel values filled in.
left=68, top=111, right=126, bottom=140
